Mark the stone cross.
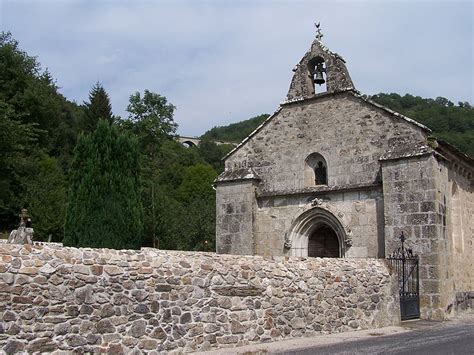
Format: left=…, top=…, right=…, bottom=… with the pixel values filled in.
left=7, top=208, right=34, bottom=244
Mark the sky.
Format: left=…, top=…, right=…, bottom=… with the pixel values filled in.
left=1, top=0, right=472, bottom=136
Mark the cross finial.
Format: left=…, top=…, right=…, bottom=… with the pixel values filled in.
left=19, top=208, right=29, bottom=227
left=314, top=22, right=323, bottom=41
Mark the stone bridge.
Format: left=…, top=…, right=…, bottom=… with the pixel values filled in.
left=177, top=136, right=237, bottom=147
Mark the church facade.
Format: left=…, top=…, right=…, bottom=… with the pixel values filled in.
left=215, top=32, right=473, bottom=320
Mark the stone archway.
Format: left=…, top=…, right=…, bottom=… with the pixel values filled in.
left=286, top=207, right=349, bottom=258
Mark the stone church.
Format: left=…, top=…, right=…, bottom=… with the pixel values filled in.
left=215, top=30, right=473, bottom=320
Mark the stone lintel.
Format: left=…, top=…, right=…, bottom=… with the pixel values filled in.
left=257, top=182, right=381, bottom=199
left=215, top=168, right=261, bottom=185
left=379, top=147, right=433, bottom=162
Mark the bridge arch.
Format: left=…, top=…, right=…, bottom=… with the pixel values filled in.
left=182, top=140, right=197, bottom=148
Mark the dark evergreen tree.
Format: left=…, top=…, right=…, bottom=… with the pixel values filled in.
left=64, top=121, right=143, bottom=249
left=0, top=101, right=39, bottom=229
left=176, top=164, right=218, bottom=251
left=140, top=139, right=205, bottom=249
left=0, top=32, right=79, bottom=230
left=80, top=82, right=114, bottom=133
left=23, top=154, right=67, bottom=242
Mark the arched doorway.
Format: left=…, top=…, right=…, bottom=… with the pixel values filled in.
left=286, top=207, right=350, bottom=258
left=308, top=225, right=340, bottom=258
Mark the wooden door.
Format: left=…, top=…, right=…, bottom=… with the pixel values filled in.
left=308, top=226, right=339, bottom=257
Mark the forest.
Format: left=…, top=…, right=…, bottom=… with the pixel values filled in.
left=0, top=32, right=230, bottom=251
left=1, top=32, right=472, bottom=251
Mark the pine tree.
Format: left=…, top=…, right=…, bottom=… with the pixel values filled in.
left=24, top=154, right=67, bottom=242
left=80, top=82, right=114, bottom=133
left=64, top=120, right=143, bottom=249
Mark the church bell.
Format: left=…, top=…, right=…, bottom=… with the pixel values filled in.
left=313, top=62, right=326, bottom=85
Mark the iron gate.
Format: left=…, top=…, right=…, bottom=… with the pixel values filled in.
left=387, top=232, right=420, bottom=320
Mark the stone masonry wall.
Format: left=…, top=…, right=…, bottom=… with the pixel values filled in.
left=440, top=159, right=474, bottom=313
left=0, top=244, right=399, bottom=354
left=382, top=153, right=474, bottom=319
left=216, top=180, right=258, bottom=255
left=254, top=188, right=384, bottom=258
left=381, top=154, right=447, bottom=320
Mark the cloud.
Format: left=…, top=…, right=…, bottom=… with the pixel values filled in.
left=2, top=0, right=472, bottom=136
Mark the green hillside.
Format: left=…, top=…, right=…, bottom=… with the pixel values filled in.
left=200, top=114, right=269, bottom=143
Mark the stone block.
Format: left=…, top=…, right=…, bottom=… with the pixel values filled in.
left=96, top=319, right=115, bottom=334
left=27, top=338, right=57, bottom=353
left=103, top=266, right=123, bottom=276
left=421, top=280, right=440, bottom=294
left=128, top=320, right=146, bottom=338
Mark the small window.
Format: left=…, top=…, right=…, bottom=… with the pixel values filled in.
left=314, top=161, right=327, bottom=185
left=304, top=153, right=328, bottom=186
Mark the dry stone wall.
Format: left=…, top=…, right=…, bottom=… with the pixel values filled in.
left=0, top=244, right=399, bottom=354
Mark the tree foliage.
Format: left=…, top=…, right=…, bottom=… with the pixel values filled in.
left=0, top=32, right=77, bottom=232
left=198, top=139, right=234, bottom=173
left=80, top=82, right=114, bottom=133
left=176, top=164, right=217, bottom=251
left=125, top=90, right=177, bottom=157
left=23, top=154, right=67, bottom=242
left=64, top=121, right=143, bottom=249
left=0, top=102, right=38, bottom=222
left=140, top=139, right=204, bottom=249
left=118, top=90, right=181, bottom=252
left=147, top=164, right=217, bottom=251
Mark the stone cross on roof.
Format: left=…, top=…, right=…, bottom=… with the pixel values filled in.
left=315, top=22, right=323, bottom=41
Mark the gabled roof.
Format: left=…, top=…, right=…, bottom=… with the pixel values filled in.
left=351, top=91, right=431, bottom=133
left=223, top=89, right=432, bottom=160
left=222, top=105, right=282, bottom=160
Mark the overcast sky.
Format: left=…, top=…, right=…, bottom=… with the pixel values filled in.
left=1, top=0, right=472, bottom=136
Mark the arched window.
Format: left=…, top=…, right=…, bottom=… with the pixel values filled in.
left=304, top=153, right=328, bottom=186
